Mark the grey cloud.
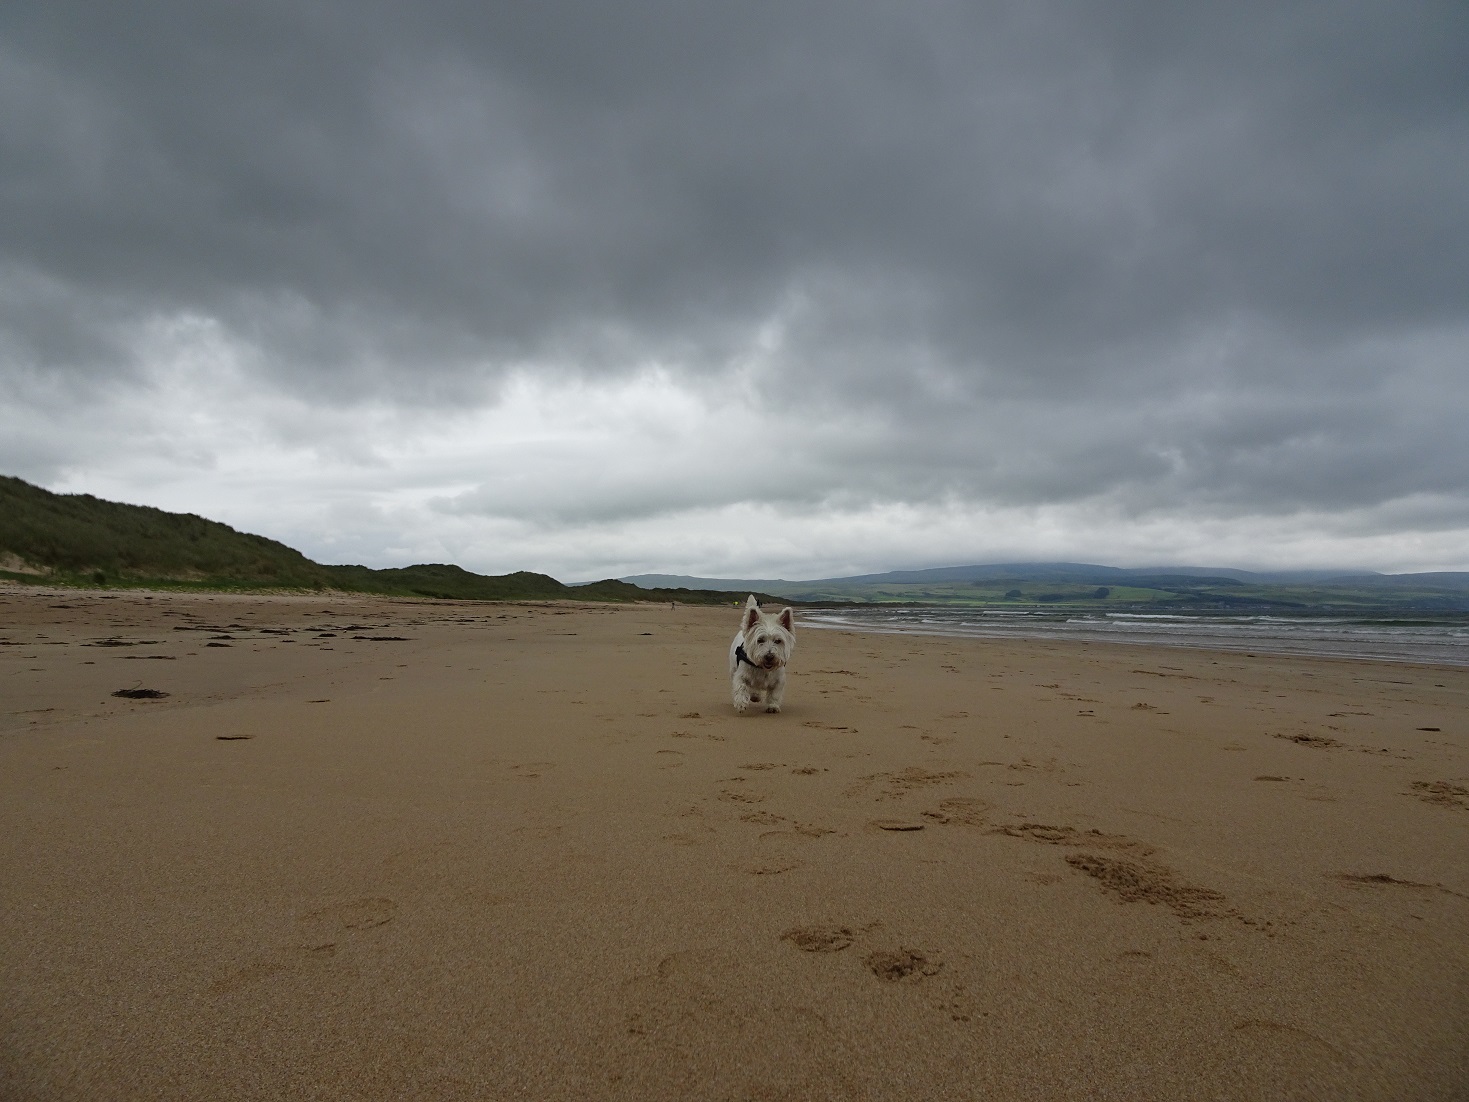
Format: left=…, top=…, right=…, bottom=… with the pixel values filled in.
left=2, top=0, right=1467, bottom=554
left=8, top=2, right=1465, bottom=364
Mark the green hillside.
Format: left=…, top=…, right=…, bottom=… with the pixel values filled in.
left=0, top=476, right=775, bottom=606
left=0, top=474, right=332, bottom=588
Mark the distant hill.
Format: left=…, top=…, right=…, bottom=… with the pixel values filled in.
left=625, top=574, right=792, bottom=593
left=794, top=563, right=1382, bottom=587
left=623, top=562, right=1469, bottom=611
left=625, top=563, right=1387, bottom=590
left=0, top=475, right=777, bottom=605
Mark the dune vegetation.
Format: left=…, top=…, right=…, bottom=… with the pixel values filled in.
left=0, top=476, right=770, bottom=606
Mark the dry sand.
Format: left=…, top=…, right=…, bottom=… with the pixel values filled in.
left=2, top=586, right=1466, bottom=1101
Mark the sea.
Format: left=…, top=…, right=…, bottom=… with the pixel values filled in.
left=799, top=606, right=1469, bottom=667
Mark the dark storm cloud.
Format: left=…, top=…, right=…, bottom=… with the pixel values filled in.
left=2, top=0, right=1468, bottom=523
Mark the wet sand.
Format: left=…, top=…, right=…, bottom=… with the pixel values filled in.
left=2, top=586, right=1467, bottom=1100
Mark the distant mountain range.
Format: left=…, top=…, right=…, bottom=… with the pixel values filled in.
left=622, top=562, right=1469, bottom=590
left=625, top=563, right=1387, bottom=589
left=623, top=563, right=1469, bottom=611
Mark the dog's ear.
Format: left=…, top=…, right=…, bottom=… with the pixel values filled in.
left=744, top=599, right=761, bottom=631
left=778, top=607, right=794, bottom=631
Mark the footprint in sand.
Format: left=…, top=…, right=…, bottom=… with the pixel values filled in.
left=1408, top=780, right=1469, bottom=809
left=865, top=948, right=943, bottom=982
left=938, top=981, right=980, bottom=1022
left=1232, top=1020, right=1350, bottom=1067
left=1063, top=853, right=1235, bottom=923
left=211, top=897, right=397, bottom=995
left=662, top=826, right=717, bottom=846
left=718, top=787, right=768, bottom=804
left=299, top=896, right=398, bottom=934
left=925, top=798, right=990, bottom=826
left=769, top=822, right=836, bottom=839
left=992, top=822, right=1150, bottom=852
left=781, top=925, right=854, bottom=952
left=1273, top=732, right=1341, bottom=748
left=847, top=767, right=968, bottom=801
left=740, top=810, right=786, bottom=826
left=780, top=924, right=942, bottom=984
left=734, top=859, right=799, bottom=875
left=509, top=761, right=556, bottom=779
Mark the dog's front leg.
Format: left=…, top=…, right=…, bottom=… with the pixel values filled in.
left=764, top=671, right=786, bottom=713
left=731, top=674, right=754, bottom=713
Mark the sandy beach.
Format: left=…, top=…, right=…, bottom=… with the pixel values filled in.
left=2, top=586, right=1466, bottom=1101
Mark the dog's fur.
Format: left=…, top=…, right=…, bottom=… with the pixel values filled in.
left=729, top=595, right=795, bottom=713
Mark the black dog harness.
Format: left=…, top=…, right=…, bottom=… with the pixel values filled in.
left=735, top=643, right=760, bottom=669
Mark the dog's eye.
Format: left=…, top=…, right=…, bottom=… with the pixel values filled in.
left=758, top=635, right=768, bottom=643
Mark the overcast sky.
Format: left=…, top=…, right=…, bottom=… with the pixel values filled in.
left=3, top=1, right=1467, bottom=580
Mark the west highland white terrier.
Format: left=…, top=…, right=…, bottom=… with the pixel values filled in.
left=729, top=595, right=795, bottom=713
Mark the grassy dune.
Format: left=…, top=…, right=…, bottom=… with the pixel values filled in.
left=0, top=476, right=774, bottom=606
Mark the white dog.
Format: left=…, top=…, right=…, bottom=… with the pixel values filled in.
left=729, top=595, right=795, bottom=713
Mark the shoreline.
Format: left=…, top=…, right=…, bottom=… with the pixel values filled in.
left=3, top=587, right=1466, bottom=1099
left=805, top=618, right=1469, bottom=670
left=802, top=606, right=1469, bottom=669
